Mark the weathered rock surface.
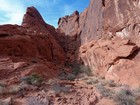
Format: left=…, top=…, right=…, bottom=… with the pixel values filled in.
left=0, top=7, right=66, bottom=82
left=79, top=37, right=140, bottom=87
left=56, top=11, right=81, bottom=63
left=1, top=0, right=140, bottom=104
left=58, top=0, right=140, bottom=44
left=58, top=0, right=140, bottom=87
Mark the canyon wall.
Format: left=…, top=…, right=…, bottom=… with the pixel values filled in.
left=58, top=0, right=140, bottom=87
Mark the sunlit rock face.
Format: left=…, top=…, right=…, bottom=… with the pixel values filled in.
left=58, top=0, right=140, bottom=87
left=0, top=6, right=66, bottom=81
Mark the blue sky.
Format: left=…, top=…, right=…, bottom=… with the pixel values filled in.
left=0, top=0, right=90, bottom=27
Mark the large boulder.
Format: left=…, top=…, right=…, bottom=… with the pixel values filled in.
left=79, top=37, right=140, bottom=87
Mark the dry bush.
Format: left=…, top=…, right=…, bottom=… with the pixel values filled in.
left=86, top=78, right=99, bottom=85
left=25, top=97, right=47, bottom=105
left=114, top=88, right=136, bottom=105
left=21, top=73, right=43, bottom=86
left=95, top=84, right=115, bottom=99
left=51, top=83, right=71, bottom=94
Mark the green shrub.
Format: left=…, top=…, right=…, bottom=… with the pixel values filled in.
left=22, top=74, right=43, bottom=86
left=67, top=73, right=76, bottom=81
left=71, top=64, right=92, bottom=76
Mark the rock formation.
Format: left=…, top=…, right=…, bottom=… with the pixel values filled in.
left=58, top=0, right=140, bottom=87
left=0, top=7, right=66, bottom=82
left=1, top=0, right=140, bottom=104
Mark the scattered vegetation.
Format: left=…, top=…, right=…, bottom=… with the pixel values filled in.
left=107, top=80, right=116, bottom=87
left=25, top=97, right=47, bottom=105
left=9, top=85, right=22, bottom=94
left=95, top=84, right=114, bottom=99
left=0, top=84, right=7, bottom=95
left=95, top=83, right=140, bottom=105
left=71, top=64, right=92, bottom=76
left=59, top=62, right=92, bottom=81
left=51, top=83, right=71, bottom=94
left=67, top=73, right=76, bottom=81
left=114, top=88, right=137, bottom=105
left=86, top=78, right=99, bottom=85
left=21, top=73, right=43, bottom=86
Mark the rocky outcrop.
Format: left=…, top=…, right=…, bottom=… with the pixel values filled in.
left=2, top=1, right=140, bottom=105
left=79, top=37, right=140, bottom=87
left=58, top=0, right=140, bottom=87
left=0, top=7, right=65, bottom=64
left=58, top=0, right=140, bottom=44
left=58, top=0, right=103, bottom=44
left=58, top=11, right=80, bottom=37
left=0, top=7, right=66, bottom=81
left=57, top=11, right=81, bottom=63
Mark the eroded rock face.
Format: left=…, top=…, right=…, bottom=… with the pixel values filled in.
left=78, top=0, right=140, bottom=87
left=58, top=0, right=140, bottom=43
left=58, top=11, right=80, bottom=37
left=57, top=11, right=82, bottom=63
left=79, top=37, right=140, bottom=87
left=58, top=0, right=140, bottom=87
left=0, top=6, right=66, bottom=80
left=58, top=0, right=103, bottom=44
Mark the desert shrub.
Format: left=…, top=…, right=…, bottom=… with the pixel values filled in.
left=51, top=83, right=71, bottom=94
left=58, top=71, right=68, bottom=80
left=9, top=85, right=21, bottom=94
left=71, top=64, right=81, bottom=76
left=58, top=70, right=76, bottom=81
left=107, top=80, right=116, bottom=87
left=0, top=83, right=6, bottom=87
left=0, top=85, right=7, bottom=95
left=95, top=84, right=114, bottom=99
left=98, top=76, right=105, bottom=80
left=114, top=89, right=136, bottom=105
left=86, top=78, right=98, bottom=85
left=25, top=97, right=47, bottom=105
left=21, top=74, right=43, bottom=86
left=132, top=87, right=140, bottom=99
left=79, top=65, right=92, bottom=76
left=98, top=80, right=107, bottom=86
left=59, top=62, right=92, bottom=81
left=71, top=63, right=92, bottom=76
left=67, top=73, right=76, bottom=81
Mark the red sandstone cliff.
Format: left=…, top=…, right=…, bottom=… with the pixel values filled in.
left=0, top=7, right=66, bottom=81
left=1, top=0, right=140, bottom=105
left=58, top=0, right=140, bottom=88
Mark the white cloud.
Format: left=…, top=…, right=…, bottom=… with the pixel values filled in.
left=0, top=0, right=25, bottom=25
left=0, top=0, right=76, bottom=26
